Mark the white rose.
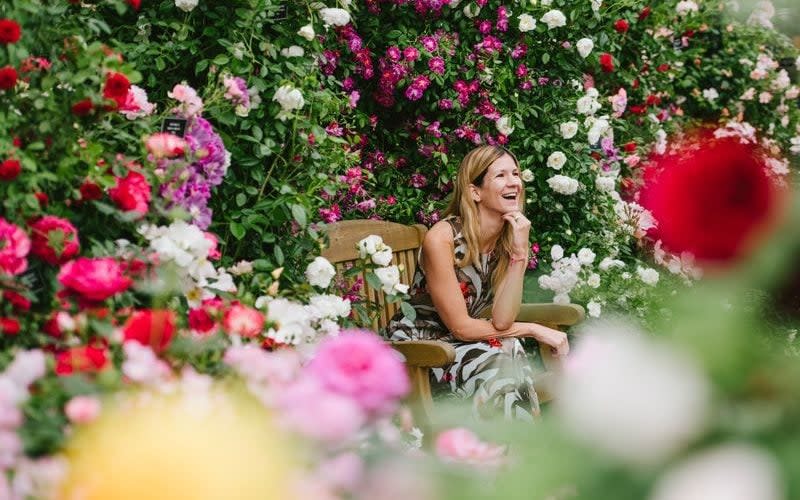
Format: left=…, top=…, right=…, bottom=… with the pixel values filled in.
left=553, top=293, right=571, bottom=305
left=463, top=4, right=481, bottom=18
left=374, top=265, right=403, bottom=295
left=560, top=121, right=579, bottom=139
left=650, top=444, right=783, bottom=500
left=550, top=244, right=564, bottom=261
left=547, top=174, right=579, bottom=195
left=587, top=116, right=610, bottom=145
left=595, top=176, right=615, bottom=193
left=495, top=116, right=514, bottom=136
left=175, top=0, right=198, bottom=11
left=637, top=266, right=660, bottom=286
left=298, top=24, right=316, bottom=41
left=273, top=85, right=305, bottom=113
left=540, top=9, right=566, bottom=29
left=587, top=301, right=601, bottom=317
left=702, top=88, right=719, bottom=101
left=521, top=169, right=534, bottom=182
left=547, top=151, right=567, bottom=170
left=577, top=95, right=601, bottom=115
left=305, top=257, right=336, bottom=288
left=796, top=55, right=800, bottom=71
left=587, top=274, right=601, bottom=288
left=790, top=136, right=800, bottom=155
left=599, top=257, right=625, bottom=271
left=576, top=38, right=594, bottom=58
left=676, top=0, right=698, bottom=16
left=590, top=0, right=602, bottom=12
left=371, top=248, right=393, bottom=267
left=357, top=235, right=384, bottom=258
left=280, top=45, right=305, bottom=57
left=577, top=248, right=596, bottom=265
left=319, top=7, right=351, bottom=26
left=518, top=14, right=536, bottom=32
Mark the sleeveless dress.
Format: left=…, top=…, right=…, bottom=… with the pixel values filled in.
left=385, top=216, right=540, bottom=420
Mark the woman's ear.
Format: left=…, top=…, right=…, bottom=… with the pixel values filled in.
left=469, top=184, right=481, bottom=203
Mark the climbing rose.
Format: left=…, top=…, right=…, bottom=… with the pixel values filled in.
left=108, top=171, right=151, bottom=216
left=29, top=216, right=81, bottom=265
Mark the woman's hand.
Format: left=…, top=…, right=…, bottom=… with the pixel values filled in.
left=527, top=323, right=570, bottom=357
left=502, top=211, right=531, bottom=258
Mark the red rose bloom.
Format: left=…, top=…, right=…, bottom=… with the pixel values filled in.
left=30, top=216, right=81, bottom=265
left=79, top=180, right=103, bottom=201
left=102, top=72, right=130, bottom=107
left=127, top=0, right=141, bottom=9
left=638, top=6, right=652, bottom=21
left=656, top=63, right=670, bottom=73
left=0, top=159, right=21, bottom=181
left=188, top=307, right=216, bottom=334
left=0, top=317, right=20, bottom=335
left=0, top=19, right=21, bottom=44
left=54, top=345, right=110, bottom=376
left=0, top=66, right=18, bottom=90
left=614, top=19, right=629, bottom=33
left=108, top=171, right=151, bottom=215
left=623, top=142, right=637, bottom=153
left=599, top=53, right=614, bottom=73
left=640, top=134, right=783, bottom=264
left=71, top=98, right=94, bottom=116
left=57, top=257, right=132, bottom=302
left=3, top=290, right=31, bottom=312
left=122, top=309, right=176, bottom=353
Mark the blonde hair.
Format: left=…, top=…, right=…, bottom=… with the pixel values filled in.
left=444, top=145, right=525, bottom=288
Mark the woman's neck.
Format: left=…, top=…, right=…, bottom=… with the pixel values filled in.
left=477, top=208, right=504, bottom=254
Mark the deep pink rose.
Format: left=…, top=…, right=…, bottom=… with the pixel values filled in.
left=57, top=257, right=132, bottom=302
left=307, top=330, right=409, bottom=416
left=108, top=171, right=151, bottom=216
left=0, top=217, right=30, bottom=276
left=435, top=428, right=507, bottom=467
left=29, top=216, right=80, bottom=265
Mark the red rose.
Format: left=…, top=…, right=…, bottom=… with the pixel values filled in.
left=34, top=192, right=49, bottom=206
left=0, top=317, right=20, bottom=335
left=640, top=134, right=783, bottom=264
left=71, top=98, right=94, bottom=116
left=102, top=72, right=130, bottom=107
left=638, top=6, right=652, bottom=21
left=127, top=0, right=141, bottom=9
left=57, top=257, right=132, bottom=302
left=599, top=53, right=614, bottom=73
left=656, top=63, right=670, bottom=73
left=3, top=290, right=31, bottom=312
left=629, top=105, right=647, bottom=115
left=614, top=19, right=629, bottom=33
left=54, top=345, right=110, bottom=376
left=188, top=307, right=216, bottom=334
left=0, top=159, right=21, bottom=181
left=646, top=94, right=662, bottom=106
left=0, top=19, right=21, bottom=44
left=623, top=142, right=637, bottom=153
left=108, top=171, right=151, bottom=215
left=30, top=216, right=81, bottom=265
left=0, top=66, right=18, bottom=90
left=79, top=180, right=103, bottom=201
left=122, top=309, right=176, bottom=353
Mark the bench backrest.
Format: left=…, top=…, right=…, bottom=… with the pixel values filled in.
left=321, top=220, right=428, bottom=331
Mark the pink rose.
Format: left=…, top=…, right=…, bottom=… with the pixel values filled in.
left=0, top=217, right=30, bottom=276
left=223, top=304, right=264, bottom=337
left=29, top=216, right=80, bottom=265
left=64, top=396, right=101, bottom=424
left=57, top=257, right=132, bottom=302
left=277, top=378, right=366, bottom=444
left=307, top=330, right=409, bottom=416
left=108, top=171, right=151, bottom=216
left=435, top=428, right=507, bottom=467
left=204, top=232, right=221, bottom=260
left=145, top=133, right=186, bottom=159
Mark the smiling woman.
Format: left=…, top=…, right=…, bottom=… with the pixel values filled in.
left=384, top=145, right=570, bottom=420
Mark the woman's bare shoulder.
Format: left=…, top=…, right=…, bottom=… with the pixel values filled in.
left=424, top=220, right=455, bottom=247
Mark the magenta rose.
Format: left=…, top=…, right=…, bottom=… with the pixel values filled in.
left=307, top=329, right=409, bottom=416
left=29, top=215, right=80, bottom=265
left=108, top=171, right=151, bottom=216
left=0, top=217, right=30, bottom=276
left=57, top=257, right=132, bottom=302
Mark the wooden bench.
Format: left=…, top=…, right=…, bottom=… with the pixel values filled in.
left=322, top=220, right=584, bottom=429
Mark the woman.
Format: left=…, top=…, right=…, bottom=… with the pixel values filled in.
left=385, top=145, right=569, bottom=420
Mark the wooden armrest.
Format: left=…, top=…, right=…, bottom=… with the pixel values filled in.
left=390, top=340, right=456, bottom=368
left=478, top=303, right=585, bottom=326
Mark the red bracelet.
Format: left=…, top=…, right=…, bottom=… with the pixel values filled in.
left=509, top=255, right=527, bottom=265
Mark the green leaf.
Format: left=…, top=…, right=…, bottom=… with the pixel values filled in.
left=290, top=203, right=307, bottom=226
left=213, top=54, right=230, bottom=65
left=274, top=245, right=284, bottom=265
left=542, top=53, right=550, bottom=64
left=400, top=301, right=416, bottom=322
left=236, top=193, right=247, bottom=206
left=230, top=222, right=246, bottom=240
left=366, top=272, right=382, bottom=291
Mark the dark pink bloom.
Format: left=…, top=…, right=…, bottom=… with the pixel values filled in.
left=435, top=428, right=506, bottom=467
left=420, top=36, right=438, bottom=52
left=29, top=216, right=80, bottom=265
left=0, top=218, right=30, bottom=276
left=386, top=46, right=401, bottom=62
left=410, top=173, right=428, bottom=188
left=403, top=46, right=420, bottom=61
left=108, top=171, right=151, bottom=216
left=58, top=257, right=132, bottom=302
left=428, top=56, right=445, bottom=74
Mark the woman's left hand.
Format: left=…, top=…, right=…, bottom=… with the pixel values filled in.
left=502, top=211, right=531, bottom=258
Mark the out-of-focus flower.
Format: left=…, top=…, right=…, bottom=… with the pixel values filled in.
left=0, top=66, right=17, bottom=90
left=676, top=0, right=699, bottom=16
left=54, top=345, right=110, bottom=376
left=560, top=121, right=579, bottom=139
left=145, top=133, right=187, bottom=159
left=435, top=428, right=506, bottom=467
left=495, top=116, right=514, bottom=136
left=109, top=171, right=151, bottom=216
left=599, top=53, right=614, bottom=72
left=65, top=396, right=102, bottom=425
left=517, top=14, right=536, bottom=32
left=540, top=9, right=566, bottom=29
left=29, top=216, right=80, bottom=265
left=57, top=257, right=132, bottom=302
left=123, top=309, right=177, bottom=354
left=273, top=85, right=305, bottom=120
left=0, top=19, right=22, bottom=44
left=0, top=158, right=21, bottom=181
left=102, top=72, right=130, bottom=108
left=306, top=256, right=336, bottom=288
left=168, top=83, right=204, bottom=118
left=119, top=85, right=156, bottom=120
left=298, top=23, right=315, bottom=41
left=319, top=7, right=351, bottom=26
left=547, top=151, right=567, bottom=170
left=175, top=0, right=199, bottom=12
left=223, top=304, right=264, bottom=337
left=0, top=218, right=30, bottom=276
left=547, top=175, right=579, bottom=195
left=576, top=38, right=594, bottom=58
left=557, top=321, right=710, bottom=466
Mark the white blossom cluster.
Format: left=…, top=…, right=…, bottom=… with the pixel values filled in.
left=255, top=294, right=351, bottom=346
left=357, top=235, right=409, bottom=296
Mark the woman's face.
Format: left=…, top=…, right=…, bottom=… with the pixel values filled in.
left=470, top=154, right=523, bottom=215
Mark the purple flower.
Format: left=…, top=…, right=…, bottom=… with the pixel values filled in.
left=516, top=64, right=528, bottom=78
left=420, top=35, right=438, bottom=52
left=428, top=56, right=445, bottom=75
left=403, top=46, right=420, bottom=62
left=386, top=46, right=401, bottom=62
left=410, top=173, right=428, bottom=188
left=478, top=20, right=492, bottom=34
left=355, top=198, right=376, bottom=212
left=511, top=43, right=527, bottom=59
left=438, top=98, right=453, bottom=110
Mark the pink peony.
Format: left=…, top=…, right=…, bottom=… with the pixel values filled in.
left=64, top=396, right=101, bottom=424
left=307, top=330, right=409, bottom=416
left=29, top=216, right=80, bottom=265
left=435, top=428, right=507, bottom=467
left=57, top=257, right=132, bottom=302
left=108, top=171, right=151, bottom=216
left=277, top=378, right=366, bottom=444
left=145, top=133, right=186, bottom=159
left=0, top=217, right=30, bottom=276
left=223, top=304, right=265, bottom=337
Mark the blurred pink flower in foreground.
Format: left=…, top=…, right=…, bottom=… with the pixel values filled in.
left=435, top=428, right=507, bottom=467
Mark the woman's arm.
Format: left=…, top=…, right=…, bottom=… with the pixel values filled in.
left=490, top=212, right=530, bottom=330
left=422, top=222, right=569, bottom=356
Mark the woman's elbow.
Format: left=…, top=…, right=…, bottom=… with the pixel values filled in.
left=492, top=319, right=513, bottom=331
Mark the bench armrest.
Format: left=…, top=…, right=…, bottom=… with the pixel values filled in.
left=390, top=340, right=456, bottom=368
left=516, top=303, right=585, bottom=326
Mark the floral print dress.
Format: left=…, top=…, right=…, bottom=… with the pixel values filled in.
left=385, top=216, right=540, bottom=420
